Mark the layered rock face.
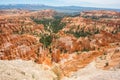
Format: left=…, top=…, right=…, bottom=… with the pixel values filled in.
left=80, top=10, right=120, bottom=18
left=62, top=17, right=120, bottom=34
left=0, top=9, right=56, bottom=19
left=0, top=10, right=52, bottom=65
left=0, top=10, right=120, bottom=80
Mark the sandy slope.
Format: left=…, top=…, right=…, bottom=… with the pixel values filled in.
left=0, top=60, right=57, bottom=80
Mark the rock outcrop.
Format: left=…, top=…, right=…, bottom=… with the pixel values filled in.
left=0, top=60, right=57, bottom=80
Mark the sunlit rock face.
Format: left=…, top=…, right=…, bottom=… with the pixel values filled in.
left=62, top=61, right=120, bottom=80
left=27, top=9, right=56, bottom=19
left=0, top=9, right=120, bottom=80
left=62, top=10, right=120, bottom=33
left=0, top=9, right=56, bottom=19
left=80, top=10, right=120, bottom=18
left=0, top=34, right=40, bottom=60
left=95, top=47, right=120, bottom=70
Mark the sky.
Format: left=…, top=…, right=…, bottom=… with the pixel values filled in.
left=0, top=0, right=120, bottom=9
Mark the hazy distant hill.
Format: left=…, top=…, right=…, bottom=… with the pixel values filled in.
left=0, top=4, right=120, bottom=13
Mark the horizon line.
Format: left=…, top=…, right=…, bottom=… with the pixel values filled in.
left=0, top=4, right=120, bottom=10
